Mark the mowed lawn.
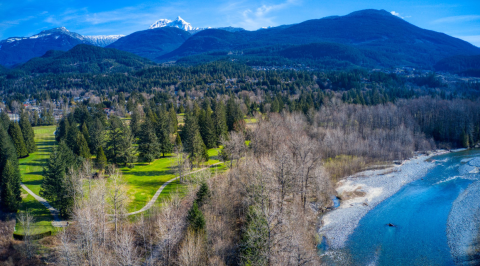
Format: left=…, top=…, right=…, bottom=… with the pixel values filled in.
left=17, top=125, right=57, bottom=235
left=121, top=147, right=225, bottom=212
left=16, top=124, right=227, bottom=222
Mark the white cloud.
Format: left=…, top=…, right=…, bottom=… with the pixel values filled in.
left=42, top=4, right=186, bottom=35
left=232, top=0, right=301, bottom=30
left=432, top=15, right=480, bottom=24
left=390, top=11, right=403, bottom=19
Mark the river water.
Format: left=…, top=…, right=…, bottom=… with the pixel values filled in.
left=322, top=149, right=480, bottom=265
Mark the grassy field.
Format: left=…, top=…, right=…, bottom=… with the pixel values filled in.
left=16, top=123, right=227, bottom=232
left=122, top=147, right=225, bottom=212
left=17, top=126, right=57, bottom=235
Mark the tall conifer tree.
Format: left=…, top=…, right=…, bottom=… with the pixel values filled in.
left=214, top=101, right=228, bottom=144
left=199, top=107, right=217, bottom=149
left=88, top=118, right=104, bottom=154
left=138, top=119, right=160, bottom=162
left=8, top=122, right=28, bottom=158
left=0, top=125, right=21, bottom=212
left=0, top=161, right=21, bottom=212
left=95, top=147, right=107, bottom=170
left=41, top=142, right=78, bottom=217
left=20, top=111, right=36, bottom=153
left=0, top=111, right=9, bottom=130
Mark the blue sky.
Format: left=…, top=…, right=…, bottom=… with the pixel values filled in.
left=1, top=0, right=479, bottom=46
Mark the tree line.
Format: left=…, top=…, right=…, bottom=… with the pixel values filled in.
left=0, top=110, right=36, bottom=213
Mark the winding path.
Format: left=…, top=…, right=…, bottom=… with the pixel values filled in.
left=21, top=162, right=223, bottom=223
left=126, top=162, right=222, bottom=216
left=20, top=183, right=67, bottom=227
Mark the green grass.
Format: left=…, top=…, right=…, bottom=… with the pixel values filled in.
left=17, top=126, right=57, bottom=235
left=121, top=147, right=226, bottom=212
left=244, top=118, right=258, bottom=124
left=15, top=193, right=58, bottom=235
left=20, top=126, right=56, bottom=195
left=16, top=124, right=227, bottom=224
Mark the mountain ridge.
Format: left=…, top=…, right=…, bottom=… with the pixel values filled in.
left=158, top=9, right=480, bottom=67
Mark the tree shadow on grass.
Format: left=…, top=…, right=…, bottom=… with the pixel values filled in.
left=125, top=169, right=176, bottom=177
left=22, top=179, right=43, bottom=187
left=20, top=160, right=48, bottom=168
left=18, top=198, right=53, bottom=234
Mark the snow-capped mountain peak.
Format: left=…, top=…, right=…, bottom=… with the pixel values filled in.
left=84, top=35, right=124, bottom=47
left=149, top=17, right=246, bottom=34
left=149, top=19, right=173, bottom=29
left=150, top=16, right=195, bottom=31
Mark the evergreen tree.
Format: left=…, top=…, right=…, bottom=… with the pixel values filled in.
left=213, top=101, right=228, bottom=144
left=169, top=106, right=178, bottom=133
left=106, top=116, right=136, bottom=165
left=117, top=123, right=136, bottom=165
left=175, top=133, right=183, bottom=150
left=156, top=109, right=173, bottom=157
left=0, top=124, right=21, bottom=212
left=95, top=147, right=107, bottom=170
left=226, top=97, right=244, bottom=131
left=187, top=201, right=206, bottom=232
left=56, top=118, right=70, bottom=142
left=88, top=118, right=105, bottom=154
left=0, top=160, right=21, bottom=212
left=76, top=133, right=91, bottom=158
left=195, top=182, right=210, bottom=207
left=189, top=131, right=209, bottom=165
left=40, top=142, right=78, bottom=217
left=130, top=108, right=142, bottom=139
left=199, top=107, right=217, bottom=149
left=81, top=122, right=90, bottom=147
left=20, top=111, right=36, bottom=153
left=138, top=119, right=160, bottom=162
left=65, top=124, right=80, bottom=152
left=8, top=122, right=28, bottom=158
left=185, top=112, right=206, bottom=152
left=0, top=111, right=9, bottom=130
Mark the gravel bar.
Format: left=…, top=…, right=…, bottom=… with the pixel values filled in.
left=318, top=151, right=448, bottom=249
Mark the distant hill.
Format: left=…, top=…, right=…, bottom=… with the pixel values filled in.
left=107, top=27, right=191, bottom=61
left=18, top=44, right=156, bottom=74
left=176, top=42, right=408, bottom=69
left=0, top=64, right=7, bottom=74
left=0, top=27, right=89, bottom=67
left=434, top=55, right=480, bottom=77
left=160, top=9, right=480, bottom=67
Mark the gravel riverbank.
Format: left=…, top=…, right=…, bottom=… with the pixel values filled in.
left=318, top=150, right=448, bottom=249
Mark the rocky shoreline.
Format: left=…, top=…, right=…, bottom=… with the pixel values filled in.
left=447, top=157, right=480, bottom=266
left=318, top=150, right=449, bottom=250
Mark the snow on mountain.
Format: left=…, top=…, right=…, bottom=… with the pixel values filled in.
left=149, top=19, right=173, bottom=29
left=2, top=27, right=85, bottom=44
left=150, top=16, right=194, bottom=31
left=84, top=35, right=124, bottom=47
left=149, top=17, right=245, bottom=34
left=0, top=27, right=124, bottom=48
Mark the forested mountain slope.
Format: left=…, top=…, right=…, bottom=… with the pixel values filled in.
left=435, top=55, right=480, bottom=77
left=18, top=44, right=156, bottom=74
left=0, top=28, right=89, bottom=67
left=160, top=9, right=480, bottom=67
left=106, top=27, right=191, bottom=61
